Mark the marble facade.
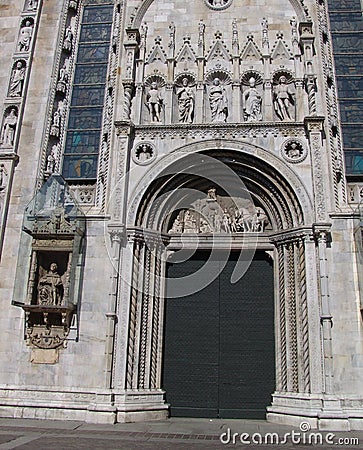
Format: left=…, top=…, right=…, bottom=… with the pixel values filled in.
left=0, top=0, right=362, bottom=430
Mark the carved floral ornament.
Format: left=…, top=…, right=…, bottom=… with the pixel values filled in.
left=168, top=188, right=271, bottom=234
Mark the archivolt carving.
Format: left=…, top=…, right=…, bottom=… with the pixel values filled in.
left=126, top=139, right=313, bottom=227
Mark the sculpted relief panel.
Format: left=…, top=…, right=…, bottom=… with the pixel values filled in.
left=168, top=188, right=271, bottom=234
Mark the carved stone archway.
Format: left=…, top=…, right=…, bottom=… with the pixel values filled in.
left=111, top=149, right=324, bottom=425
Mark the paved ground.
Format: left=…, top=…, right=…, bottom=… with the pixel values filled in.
left=0, top=417, right=362, bottom=449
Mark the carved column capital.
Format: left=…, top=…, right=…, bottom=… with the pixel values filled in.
left=125, top=28, right=140, bottom=45
left=108, top=223, right=126, bottom=246
left=299, top=22, right=314, bottom=39
left=312, top=223, right=332, bottom=244
left=115, top=120, right=134, bottom=137
left=304, top=116, right=324, bottom=133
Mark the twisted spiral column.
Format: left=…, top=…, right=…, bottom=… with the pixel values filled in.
left=126, top=238, right=142, bottom=389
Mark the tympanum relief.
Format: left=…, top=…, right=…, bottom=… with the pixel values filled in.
left=168, top=188, right=271, bottom=234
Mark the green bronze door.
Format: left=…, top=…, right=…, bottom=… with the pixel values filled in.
left=162, top=251, right=275, bottom=419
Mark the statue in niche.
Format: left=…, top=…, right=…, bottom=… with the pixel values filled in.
left=46, top=145, right=57, bottom=173
left=243, top=77, right=262, bottom=122
left=146, top=82, right=164, bottom=122
left=273, top=75, right=295, bottom=121
left=183, top=211, right=197, bottom=233
left=209, top=77, right=228, bottom=123
left=1, top=108, right=18, bottom=146
left=9, top=61, right=26, bottom=97
left=50, top=101, right=65, bottom=137
left=18, top=20, right=33, bottom=52
left=37, top=263, right=64, bottom=306
left=63, top=27, right=73, bottom=52
left=0, top=164, right=6, bottom=217
left=169, top=213, right=183, bottom=233
left=176, top=78, right=195, bottom=123
left=222, top=209, right=231, bottom=232
left=56, top=60, right=69, bottom=93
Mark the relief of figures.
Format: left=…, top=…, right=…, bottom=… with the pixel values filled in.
left=242, top=77, right=262, bottom=122
left=176, top=78, right=195, bottom=123
left=168, top=189, right=270, bottom=234
left=37, top=263, right=64, bottom=306
left=273, top=75, right=295, bottom=121
left=208, top=77, right=228, bottom=122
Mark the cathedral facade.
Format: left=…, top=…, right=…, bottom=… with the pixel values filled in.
left=0, top=0, right=362, bottom=430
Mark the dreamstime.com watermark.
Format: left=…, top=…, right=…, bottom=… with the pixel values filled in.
left=220, top=422, right=360, bottom=446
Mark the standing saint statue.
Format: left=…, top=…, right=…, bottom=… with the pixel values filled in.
left=209, top=78, right=228, bottom=122
left=273, top=75, right=295, bottom=121
left=146, top=82, right=164, bottom=122
left=18, top=20, right=33, bottom=52
left=1, top=108, right=18, bottom=146
left=177, top=78, right=194, bottom=123
left=9, top=61, right=26, bottom=97
left=243, top=77, right=262, bottom=122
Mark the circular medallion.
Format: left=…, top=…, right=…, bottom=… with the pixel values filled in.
left=132, top=142, right=156, bottom=165
left=281, top=139, right=307, bottom=164
left=204, top=0, right=233, bottom=11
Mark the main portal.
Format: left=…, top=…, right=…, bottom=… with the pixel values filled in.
left=162, top=250, right=275, bottom=419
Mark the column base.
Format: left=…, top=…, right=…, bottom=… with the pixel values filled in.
left=0, top=385, right=169, bottom=424
left=267, top=392, right=363, bottom=431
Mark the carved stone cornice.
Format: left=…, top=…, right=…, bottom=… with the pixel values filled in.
left=126, top=226, right=170, bottom=248
left=133, top=122, right=306, bottom=140
left=0, top=151, right=19, bottom=163
left=269, top=227, right=314, bottom=246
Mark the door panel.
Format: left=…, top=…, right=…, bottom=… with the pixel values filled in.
left=163, top=251, right=275, bottom=419
left=163, top=255, right=219, bottom=417
left=219, top=254, right=275, bottom=418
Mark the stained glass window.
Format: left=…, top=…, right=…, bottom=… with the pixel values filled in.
left=62, top=2, right=113, bottom=181
left=327, top=0, right=363, bottom=175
